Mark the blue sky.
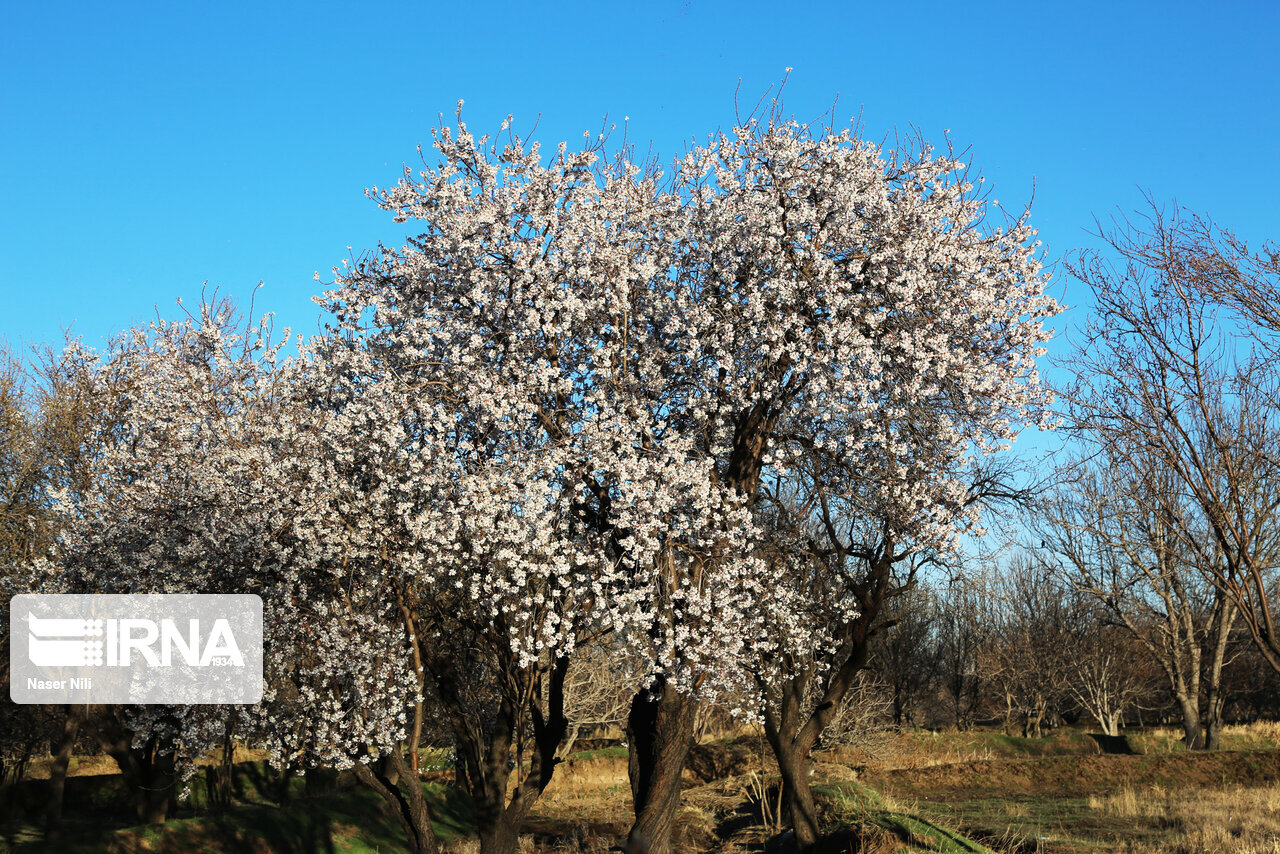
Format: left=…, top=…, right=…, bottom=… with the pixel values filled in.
left=2, top=0, right=1278, bottom=359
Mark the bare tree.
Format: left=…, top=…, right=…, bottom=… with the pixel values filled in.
left=871, top=584, right=941, bottom=728
left=1065, top=201, right=1280, bottom=685
left=985, top=555, right=1079, bottom=738
left=559, top=635, right=645, bottom=759
left=1039, top=460, right=1239, bottom=749
left=1065, top=602, right=1154, bottom=737
left=935, top=573, right=993, bottom=731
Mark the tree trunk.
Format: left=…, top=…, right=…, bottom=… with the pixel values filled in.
left=44, top=705, right=84, bottom=838
left=625, top=676, right=699, bottom=854
left=351, top=749, right=438, bottom=854
left=1176, top=696, right=1205, bottom=750
left=205, top=720, right=235, bottom=811
left=1204, top=599, right=1236, bottom=752
left=429, top=638, right=569, bottom=854
left=1025, top=703, right=1045, bottom=739
left=136, top=750, right=178, bottom=825
left=772, top=733, right=820, bottom=851
left=479, top=812, right=521, bottom=854
left=1204, top=698, right=1224, bottom=751
left=96, top=714, right=178, bottom=824
left=758, top=550, right=894, bottom=852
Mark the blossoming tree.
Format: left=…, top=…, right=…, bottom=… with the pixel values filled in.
left=323, top=97, right=1056, bottom=853
left=668, top=112, right=1058, bottom=849
left=310, top=108, right=770, bottom=854
left=30, top=302, right=430, bottom=843
left=37, top=92, right=1056, bottom=854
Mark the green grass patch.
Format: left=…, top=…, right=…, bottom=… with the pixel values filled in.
left=568, top=745, right=629, bottom=761
left=816, top=781, right=997, bottom=853
left=4, top=767, right=475, bottom=854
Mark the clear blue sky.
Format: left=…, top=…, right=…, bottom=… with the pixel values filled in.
left=3, top=0, right=1278, bottom=356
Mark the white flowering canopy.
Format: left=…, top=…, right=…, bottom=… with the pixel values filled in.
left=312, top=105, right=1056, bottom=703
left=33, top=102, right=1056, bottom=758
left=33, top=306, right=418, bottom=770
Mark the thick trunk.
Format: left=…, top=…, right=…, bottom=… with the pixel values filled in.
left=136, top=756, right=177, bottom=824
left=478, top=813, right=521, bottom=854
left=1176, top=696, right=1205, bottom=750
left=98, top=720, right=178, bottom=824
left=1205, top=699, right=1224, bottom=751
left=44, top=705, right=84, bottom=837
left=1204, top=600, right=1236, bottom=752
left=625, top=677, right=699, bottom=854
left=764, top=673, right=823, bottom=853
left=470, top=711, right=514, bottom=854
left=351, top=750, right=437, bottom=854
left=773, top=737, right=820, bottom=851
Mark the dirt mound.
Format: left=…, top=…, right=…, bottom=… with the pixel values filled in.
left=865, top=749, right=1280, bottom=799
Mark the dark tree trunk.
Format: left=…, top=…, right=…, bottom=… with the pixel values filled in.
left=760, top=548, right=895, bottom=853
left=44, top=705, right=84, bottom=838
left=768, top=719, right=821, bottom=851
left=204, top=720, right=235, bottom=811
left=96, top=713, right=178, bottom=824
left=425, top=627, right=571, bottom=854
left=478, top=812, right=521, bottom=854
left=625, top=676, right=700, bottom=854
left=1204, top=598, right=1236, bottom=752
left=766, top=647, right=866, bottom=853
left=471, top=659, right=569, bottom=854
left=1204, top=699, right=1224, bottom=751
left=351, top=749, right=438, bottom=854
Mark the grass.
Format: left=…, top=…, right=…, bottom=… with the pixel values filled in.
left=1087, top=783, right=1280, bottom=853
left=817, top=780, right=999, bottom=853
left=566, top=746, right=629, bottom=762
left=7, top=723, right=1280, bottom=852
left=851, top=728, right=1280, bottom=854
left=0, top=769, right=475, bottom=854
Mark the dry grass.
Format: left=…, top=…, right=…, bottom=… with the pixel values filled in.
left=21, top=745, right=272, bottom=780
left=1225, top=721, right=1280, bottom=751
left=819, top=732, right=1000, bottom=772
left=534, top=754, right=633, bottom=837
left=1089, top=782, right=1280, bottom=853
left=1129, top=721, right=1280, bottom=755
left=540, top=756, right=629, bottom=802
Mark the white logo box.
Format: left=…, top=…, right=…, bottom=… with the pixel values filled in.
left=10, top=594, right=263, bottom=704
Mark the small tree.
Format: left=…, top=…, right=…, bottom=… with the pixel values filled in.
left=1067, top=613, right=1153, bottom=737
left=26, top=300, right=440, bottom=842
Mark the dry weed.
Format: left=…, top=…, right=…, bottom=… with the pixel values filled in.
left=1091, top=783, right=1280, bottom=853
